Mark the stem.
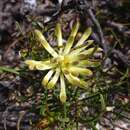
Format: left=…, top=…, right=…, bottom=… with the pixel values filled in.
left=64, top=102, right=67, bottom=119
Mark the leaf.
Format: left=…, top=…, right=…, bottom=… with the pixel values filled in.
left=100, top=94, right=106, bottom=111
left=0, top=66, right=19, bottom=74
left=39, top=105, right=46, bottom=116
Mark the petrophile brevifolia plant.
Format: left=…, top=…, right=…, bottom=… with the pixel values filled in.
left=25, top=21, right=102, bottom=103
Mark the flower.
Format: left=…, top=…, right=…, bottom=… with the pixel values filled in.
left=25, top=22, right=102, bottom=103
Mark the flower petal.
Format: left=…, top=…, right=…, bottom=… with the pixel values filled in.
left=25, top=60, right=55, bottom=71
left=55, top=23, right=63, bottom=53
left=42, top=70, right=54, bottom=86
left=69, top=66, right=93, bottom=76
left=25, top=60, right=38, bottom=70
left=36, top=61, right=54, bottom=70
left=79, top=47, right=102, bottom=56
left=75, top=27, right=92, bottom=47
left=65, top=73, right=88, bottom=88
left=60, top=74, right=66, bottom=103
left=47, top=69, right=60, bottom=89
left=63, top=22, right=79, bottom=54
left=77, top=60, right=100, bottom=67
left=69, top=40, right=93, bottom=56
left=64, top=42, right=93, bottom=64
left=34, top=29, right=58, bottom=57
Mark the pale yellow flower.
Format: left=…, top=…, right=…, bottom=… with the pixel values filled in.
left=25, top=22, right=102, bottom=103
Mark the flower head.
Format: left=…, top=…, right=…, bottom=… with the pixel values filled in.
left=25, top=22, right=102, bottom=103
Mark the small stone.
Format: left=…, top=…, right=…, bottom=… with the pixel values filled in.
left=106, top=106, right=115, bottom=111
left=24, top=0, right=37, bottom=10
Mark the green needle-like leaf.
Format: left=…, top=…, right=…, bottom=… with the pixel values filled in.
left=100, top=94, right=106, bottom=111
left=0, top=66, right=19, bottom=74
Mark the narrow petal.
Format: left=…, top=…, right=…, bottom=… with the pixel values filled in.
left=60, top=74, right=66, bottom=103
left=64, top=45, right=90, bottom=65
left=42, top=70, right=54, bottom=86
left=65, top=73, right=87, bottom=88
left=25, top=60, right=38, bottom=70
left=75, top=27, right=92, bottom=47
left=69, top=40, right=93, bottom=56
left=79, top=47, right=102, bottom=56
left=36, top=61, right=54, bottom=70
left=55, top=23, right=63, bottom=53
left=47, top=69, right=60, bottom=89
left=64, top=42, right=93, bottom=64
left=63, top=22, right=80, bottom=54
left=34, top=29, right=58, bottom=57
left=69, top=66, right=93, bottom=76
left=25, top=59, right=55, bottom=71
left=70, top=44, right=88, bottom=56
left=77, top=60, right=100, bottom=67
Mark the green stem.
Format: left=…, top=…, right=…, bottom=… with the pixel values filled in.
left=64, top=102, right=67, bottom=119
left=61, top=102, right=67, bottom=129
